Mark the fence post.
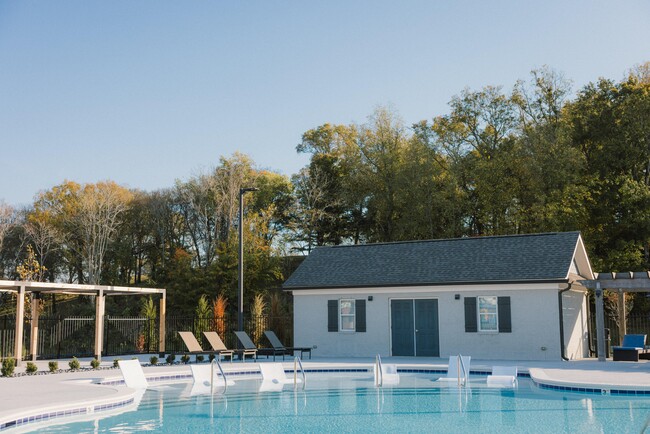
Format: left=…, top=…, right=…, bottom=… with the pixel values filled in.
left=159, top=293, right=166, bottom=357
left=14, top=284, right=26, bottom=365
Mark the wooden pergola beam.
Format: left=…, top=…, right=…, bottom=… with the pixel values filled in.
left=1, top=280, right=166, bottom=365
left=580, top=272, right=650, bottom=362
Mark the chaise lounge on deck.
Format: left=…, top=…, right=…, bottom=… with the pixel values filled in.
left=612, top=334, right=648, bottom=361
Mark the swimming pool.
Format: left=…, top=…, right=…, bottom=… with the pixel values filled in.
left=31, top=373, right=650, bottom=433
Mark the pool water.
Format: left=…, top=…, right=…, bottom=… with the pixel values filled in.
left=35, top=374, right=650, bottom=433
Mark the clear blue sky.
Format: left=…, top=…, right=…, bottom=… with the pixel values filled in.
left=1, top=0, right=648, bottom=206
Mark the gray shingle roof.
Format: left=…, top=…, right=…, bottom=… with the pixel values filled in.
left=283, top=232, right=581, bottom=289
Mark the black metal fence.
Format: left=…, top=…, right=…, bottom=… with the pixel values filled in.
left=0, top=314, right=293, bottom=359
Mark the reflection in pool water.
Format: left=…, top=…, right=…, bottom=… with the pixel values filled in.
left=35, top=373, right=650, bottom=433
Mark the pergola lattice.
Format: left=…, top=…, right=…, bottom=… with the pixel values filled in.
left=0, top=280, right=166, bottom=364
left=580, top=271, right=650, bottom=362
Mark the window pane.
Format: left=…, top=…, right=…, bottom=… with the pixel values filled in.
left=479, top=313, right=497, bottom=331
left=341, top=316, right=355, bottom=331
left=340, top=299, right=356, bottom=331
left=340, top=300, right=355, bottom=315
left=478, top=296, right=498, bottom=331
left=478, top=296, right=497, bottom=313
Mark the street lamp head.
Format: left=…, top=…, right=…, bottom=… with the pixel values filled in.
left=240, top=187, right=259, bottom=194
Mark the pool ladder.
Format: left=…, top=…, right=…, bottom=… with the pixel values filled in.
left=294, top=356, right=306, bottom=390
left=375, top=354, right=383, bottom=387
left=210, top=358, right=228, bottom=394
left=457, top=354, right=468, bottom=388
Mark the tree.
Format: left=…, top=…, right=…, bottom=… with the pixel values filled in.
left=77, top=182, right=133, bottom=284
left=565, top=74, right=650, bottom=271
left=0, top=201, right=15, bottom=277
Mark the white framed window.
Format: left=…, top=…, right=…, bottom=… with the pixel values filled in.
left=339, top=299, right=356, bottom=332
left=477, top=296, right=498, bottom=332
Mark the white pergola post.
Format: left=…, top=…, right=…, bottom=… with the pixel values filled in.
left=30, top=294, right=40, bottom=361
left=14, top=284, right=26, bottom=365
left=94, top=290, right=105, bottom=361
left=617, top=291, right=626, bottom=345
left=159, top=292, right=166, bottom=356
left=595, top=282, right=606, bottom=362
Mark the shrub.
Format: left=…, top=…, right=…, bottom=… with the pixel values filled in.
left=181, top=354, right=190, bottom=364
left=1, top=358, right=16, bottom=377
left=196, top=355, right=204, bottom=363
left=49, top=361, right=58, bottom=372
left=150, top=356, right=158, bottom=365
left=166, top=354, right=175, bottom=365
left=25, top=362, right=38, bottom=374
left=90, top=358, right=101, bottom=369
left=68, top=357, right=80, bottom=370
left=113, top=359, right=120, bottom=368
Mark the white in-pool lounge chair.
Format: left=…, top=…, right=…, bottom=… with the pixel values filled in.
left=258, top=362, right=301, bottom=392
left=189, top=364, right=235, bottom=395
left=436, top=355, right=471, bottom=383
left=487, top=366, right=518, bottom=387
left=374, top=363, right=400, bottom=385
left=118, top=359, right=148, bottom=389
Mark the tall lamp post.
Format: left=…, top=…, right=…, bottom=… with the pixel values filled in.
left=238, top=187, right=258, bottom=332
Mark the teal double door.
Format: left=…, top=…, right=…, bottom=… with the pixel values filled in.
left=390, top=299, right=439, bottom=357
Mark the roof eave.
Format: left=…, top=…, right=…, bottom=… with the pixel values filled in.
left=283, top=277, right=570, bottom=291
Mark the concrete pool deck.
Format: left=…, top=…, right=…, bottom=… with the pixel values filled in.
left=2, top=356, right=650, bottom=430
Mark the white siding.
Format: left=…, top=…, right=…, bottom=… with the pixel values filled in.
left=293, top=283, right=585, bottom=361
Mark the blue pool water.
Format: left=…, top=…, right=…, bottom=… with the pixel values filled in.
left=34, top=374, right=650, bottom=433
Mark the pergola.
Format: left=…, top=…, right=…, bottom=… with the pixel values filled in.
left=0, top=280, right=166, bottom=365
left=580, top=271, right=650, bottom=362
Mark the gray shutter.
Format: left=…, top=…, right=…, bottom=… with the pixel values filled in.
left=355, top=299, right=366, bottom=332
left=464, top=297, right=477, bottom=332
left=498, top=296, right=511, bottom=333
left=328, top=300, right=338, bottom=332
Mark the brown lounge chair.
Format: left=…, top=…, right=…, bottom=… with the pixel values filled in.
left=178, top=331, right=214, bottom=362
left=202, top=331, right=236, bottom=362
left=264, top=330, right=312, bottom=360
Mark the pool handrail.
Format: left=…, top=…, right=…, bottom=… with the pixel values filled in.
left=211, top=358, right=228, bottom=395
left=294, top=357, right=306, bottom=390
left=457, top=354, right=468, bottom=387
left=375, top=354, right=383, bottom=387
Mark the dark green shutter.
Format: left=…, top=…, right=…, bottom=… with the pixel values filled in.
left=498, top=296, right=511, bottom=333
left=355, top=299, right=366, bottom=332
left=464, top=297, right=477, bottom=332
left=328, top=300, right=338, bottom=332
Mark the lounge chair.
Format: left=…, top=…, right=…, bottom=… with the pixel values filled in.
left=232, top=331, right=261, bottom=362
left=258, top=362, right=301, bottom=392
left=487, top=366, right=517, bottom=387
left=374, top=363, right=400, bottom=385
left=178, top=331, right=214, bottom=361
left=264, top=330, right=313, bottom=360
left=202, top=331, right=235, bottom=362
left=234, top=331, right=282, bottom=361
left=436, top=355, right=471, bottom=383
left=189, top=364, right=236, bottom=395
left=118, top=359, right=148, bottom=389
left=613, top=334, right=648, bottom=361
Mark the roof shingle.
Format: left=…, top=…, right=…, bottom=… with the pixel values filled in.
left=283, top=232, right=581, bottom=289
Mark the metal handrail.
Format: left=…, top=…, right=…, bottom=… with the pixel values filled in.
left=211, top=358, right=228, bottom=394
left=457, top=354, right=468, bottom=387
left=375, top=354, right=383, bottom=387
left=294, top=357, right=306, bottom=390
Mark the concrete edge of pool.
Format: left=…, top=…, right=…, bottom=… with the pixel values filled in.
left=2, top=357, right=650, bottom=431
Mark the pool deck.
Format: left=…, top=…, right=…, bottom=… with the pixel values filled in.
left=2, top=356, right=650, bottom=430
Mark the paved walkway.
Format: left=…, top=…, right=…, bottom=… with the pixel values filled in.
left=2, top=356, right=650, bottom=429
